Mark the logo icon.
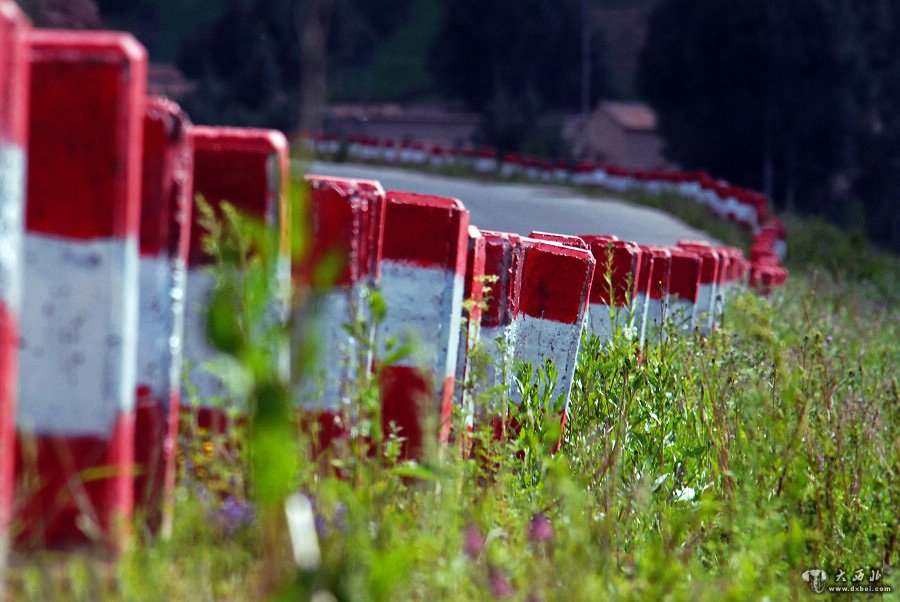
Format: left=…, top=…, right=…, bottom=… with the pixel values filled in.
left=802, top=569, right=829, bottom=594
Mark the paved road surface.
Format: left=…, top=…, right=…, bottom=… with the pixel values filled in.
left=307, top=162, right=718, bottom=246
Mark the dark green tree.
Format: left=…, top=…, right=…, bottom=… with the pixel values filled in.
left=638, top=0, right=846, bottom=214
left=837, top=0, right=900, bottom=250
left=429, top=0, right=608, bottom=152
left=171, top=0, right=411, bottom=130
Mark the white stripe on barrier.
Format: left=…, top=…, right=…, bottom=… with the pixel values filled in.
left=137, top=255, right=180, bottom=402
left=669, top=299, right=695, bottom=332
left=696, top=282, right=715, bottom=331
left=182, top=269, right=229, bottom=403
left=378, top=261, right=464, bottom=379
left=0, top=146, right=24, bottom=307
left=479, top=323, right=518, bottom=398
left=18, top=234, right=138, bottom=436
left=644, top=298, right=667, bottom=341
left=511, top=315, right=583, bottom=409
left=635, top=292, right=650, bottom=346
left=295, top=289, right=355, bottom=410
left=589, top=302, right=639, bottom=343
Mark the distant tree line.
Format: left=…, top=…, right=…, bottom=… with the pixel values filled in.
left=90, top=0, right=610, bottom=157
left=25, top=0, right=897, bottom=249
left=639, top=0, right=900, bottom=251
left=428, top=0, right=609, bottom=158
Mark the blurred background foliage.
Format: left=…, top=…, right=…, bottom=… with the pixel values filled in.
left=17, top=0, right=900, bottom=253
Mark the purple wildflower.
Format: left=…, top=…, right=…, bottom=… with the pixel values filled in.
left=527, top=513, right=553, bottom=544
left=463, top=524, right=484, bottom=559
left=333, top=502, right=348, bottom=533
left=488, top=566, right=514, bottom=598
left=213, top=495, right=255, bottom=536
left=314, top=512, right=328, bottom=540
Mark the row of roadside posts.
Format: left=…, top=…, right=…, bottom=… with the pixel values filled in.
left=0, top=1, right=768, bottom=568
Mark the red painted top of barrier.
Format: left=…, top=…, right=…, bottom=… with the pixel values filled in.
left=464, top=226, right=486, bottom=323
left=0, top=0, right=29, bottom=146
left=677, top=241, right=720, bottom=285
left=527, top=231, right=588, bottom=250
left=723, top=247, right=745, bottom=282
left=581, top=236, right=641, bottom=307
left=634, top=246, right=653, bottom=295
left=141, top=98, right=193, bottom=259
left=381, top=191, right=469, bottom=276
left=305, top=175, right=385, bottom=285
left=714, top=246, right=736, bottom=284
left=668, top=248, right=701, bottom=302
left=645, top=247, right=672, bottom=300
left=518, top=239, right=595, bottom=324
left=352, top=180, right=385, bottom=282
left=480, top=231, right=522, bottom=328
left=189, top=126, right=288, bottom=267
left=303, top=177, right=365, bottom=287
left=26, top=30, right=146, bottom=241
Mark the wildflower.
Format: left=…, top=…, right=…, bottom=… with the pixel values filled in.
left=333, top=502, right=348, bottom=532
left=464, top=524, right=485, bottom=559
left=488, top=566, right=514, bottom=598
left=527, top=513, right=553, bottom=544
left=314, top=512, right=328, bottom=540
left=213, top=495, right=255, bottom=536
left=672, top=487, right=695, bottom=503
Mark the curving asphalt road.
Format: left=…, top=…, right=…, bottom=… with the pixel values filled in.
left=306, top=161, right=719, bottom=246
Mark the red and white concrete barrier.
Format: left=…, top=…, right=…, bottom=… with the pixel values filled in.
left=295, top=175, right=385, bottom=453
left=382, top=139, right=398, bottom=164
left=134, top=97, right=193, bottom=537
left=500, top=154, right=522, bottom=179
left=571, top=163, right=592, bottom=186
left=185, top=126, right=289, bottom=431
left=378, top=192, right=469, bottom=459
left=475, top=149, right=497, bottom=175
left=16, top=30, right=146, bottom=549
left=429, top=144, right=446, bottom=168
left=0, top=0, right=28, bottom=565
left=511, top=238, right=594, bottom=419
left=314, top=133, right=340, bottom=159
left=713, top=246, right=740, bottom=327
left=478, top=231, right=523, bottom=403
left=581, top=236, right=643, bottom=344
left=640, top=246, right=671, bottom=343
left=667, top=248, right=702, bottom=333
left=453, top=226, right=486, bottom=429
left=632, top=246, right=654, bottom=347
left=553, top=160, right=571, bottom=183
left=677, top=240, right=721, bottom=333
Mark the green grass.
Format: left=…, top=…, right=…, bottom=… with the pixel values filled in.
left=4, top=174, right=898, bottom=600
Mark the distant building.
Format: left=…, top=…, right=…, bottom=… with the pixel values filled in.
left=563, top=100, right=672, bottom=170
left=324, top=103, right=480, bottom=146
